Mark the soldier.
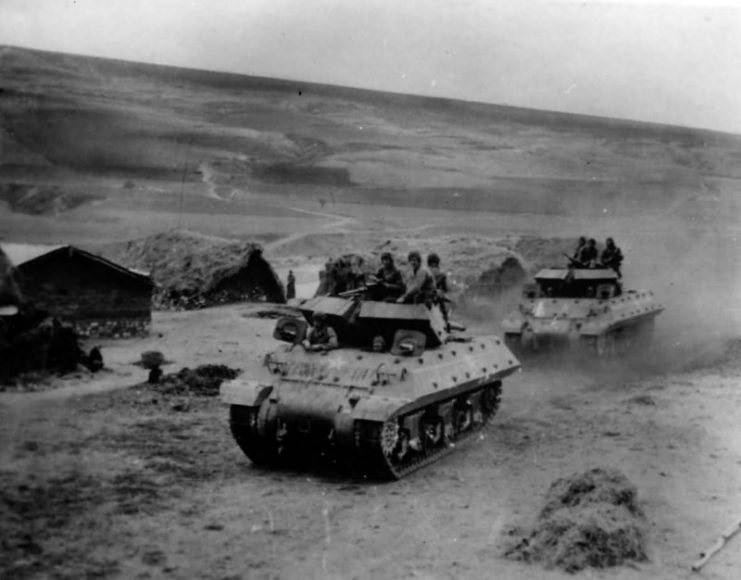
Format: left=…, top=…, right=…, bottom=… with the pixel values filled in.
left=397, top=251, right=435, bottom=305
left=303, top=312, right=339, bottom=352
left=577, top=238, right=599, bottom=268
left=426, top=253, right=448, bottom=295
left=371, top=335, right=387, bottom=353
left=600, top=237, right=624, bottom=277
left=371, top=252, right=405, bottom=301
left=572, top=236, right=587, bottom=261
left=286, top=270, right=296, bottom=300
left=427, top=253, right=450, bottom=326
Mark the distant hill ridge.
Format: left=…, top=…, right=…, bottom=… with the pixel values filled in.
left=1, top=44, right=740, bottom=224
left=1, top=44, right=738, bottom=143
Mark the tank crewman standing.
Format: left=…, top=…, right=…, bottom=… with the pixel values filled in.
left=600, top=237, right=624, bottom=277
left=577, top=238, right=599, bottom=268
left=397, top=251, right=436, bottom=305
left=286, top=270, right=296, bottom=300
left=303, top=312, right=339, bottom=352
left=371, top=252, right=405, bottom=301
left=572, top=236, right=587, bottom=261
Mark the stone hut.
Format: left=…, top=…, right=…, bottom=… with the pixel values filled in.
left=2, top=244, right=153, bottom=338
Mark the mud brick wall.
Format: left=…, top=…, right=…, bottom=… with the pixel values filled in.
left=74, top=317, right=150, bottom=338
left=17, top=248, right=152, bottom=338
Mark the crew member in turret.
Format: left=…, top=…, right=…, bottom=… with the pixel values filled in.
left=427, top=253, right=450, bottom=328
left=397, top=251, right=435, bottom=305
left=572, top=236, right=587, bottom=261
left=576, top=238, right=599, bottom=268
left=303, top=312, right=339, bottom=352
left=371, top=252, right=405, bottom=301
left=600, top=237, right=624, bottom=278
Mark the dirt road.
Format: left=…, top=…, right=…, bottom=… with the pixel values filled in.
left=2, top=304, right=740, bottom=580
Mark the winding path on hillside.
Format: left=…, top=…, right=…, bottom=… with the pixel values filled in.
left=264, top=205, right=438, bottom=255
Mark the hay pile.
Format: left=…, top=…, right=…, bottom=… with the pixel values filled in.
left=154, top=364, right=240, bottom=397
left=0, top=308, right=103, bottom=386
left=505, top=468, right=648, bottom=573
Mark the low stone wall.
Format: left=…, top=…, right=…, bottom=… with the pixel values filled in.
left=74, top=317, right=150, bottom=339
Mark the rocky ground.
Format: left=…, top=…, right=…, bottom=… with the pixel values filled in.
left=1, top=303, right=740, bottom=580
left=2, top=45, right=741, bottom=579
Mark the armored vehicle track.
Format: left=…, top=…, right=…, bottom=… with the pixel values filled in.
left=222, top=295, right=519, bottom=480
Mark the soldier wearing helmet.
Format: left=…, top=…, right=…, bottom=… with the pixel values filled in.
left=576, top=238, right=599, bottom=268
left=371, top=252, right=405, bottom=301
left=600, top=237, right=624, bottom=278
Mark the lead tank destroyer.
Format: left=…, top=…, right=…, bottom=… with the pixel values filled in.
left=221, top=293, right=520, bottom=479
left=502, top=265, right=663, bottom=357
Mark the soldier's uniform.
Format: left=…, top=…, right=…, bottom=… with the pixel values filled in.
left=307, top=314, right=339, bottom=351
left=374, top=264, right=405, bottom=301
left=577, top=240, right=598, bottom=267
left=600, top=239, right=624, bottom=277
left=401, top=265, right=436, bottom=305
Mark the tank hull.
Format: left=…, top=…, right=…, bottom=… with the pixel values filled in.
left=222, top=335, right=519, bottom=479
left=503, top=288, right=663, bottom=357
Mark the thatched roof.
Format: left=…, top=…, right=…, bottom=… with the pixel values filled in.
left=94, top=230, right=285, bottom=307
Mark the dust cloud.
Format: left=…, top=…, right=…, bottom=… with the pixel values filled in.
left=628, top=223, right=741, bottom=373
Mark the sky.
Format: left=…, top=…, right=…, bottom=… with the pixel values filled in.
left=1, top=0, right=740, bottom=133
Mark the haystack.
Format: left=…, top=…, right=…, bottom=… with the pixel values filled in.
left=505, top=468, right=648, bottom=573
left=96, top=230, right=285, bottom=309
left=152, top=364, right=240, bottom=397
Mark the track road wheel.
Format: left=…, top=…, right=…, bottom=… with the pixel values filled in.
left=453, top=400, right=473, bottom=436
left=520, top=327, right=538, bottom=353
left=422, top=415, right=445, bottom=450
left=229, top=405, right=280, bottom=466
left=595, top=333, right=616, bottom=357
left=504, top=333, right=521, bottom=355
left=481, top=381, right=503, bottom=420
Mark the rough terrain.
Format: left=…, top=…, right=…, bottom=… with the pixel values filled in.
left=1, top=46, right=741, bottom=579
left=2, top=305, right=741, bottom=579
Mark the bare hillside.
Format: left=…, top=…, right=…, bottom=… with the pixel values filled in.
left=1, top=45, right=740, bottom=232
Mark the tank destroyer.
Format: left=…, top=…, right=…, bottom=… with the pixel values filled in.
left=502, top=264, right=663, bottom=357
left=221, top=293, right=520, bottom=479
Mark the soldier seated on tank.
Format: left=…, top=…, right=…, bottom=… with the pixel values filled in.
left=369, top=252, right=405, bottom=301
left=599, top=237, right=624, bottom=278
left=397, top=251, right=436, bottom=306
left=302, top=312, right=339, bottom=352
left=575, top=238, right=599, bottom=268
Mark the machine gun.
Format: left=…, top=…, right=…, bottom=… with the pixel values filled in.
left=337, top=282, right=381, bottom=299
left=563, top=252, right=584, bottom=268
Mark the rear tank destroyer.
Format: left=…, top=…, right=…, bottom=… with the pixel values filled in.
left=502, top=264, right=663, bottom=357
left=221, top=293, right=520, bottom=479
